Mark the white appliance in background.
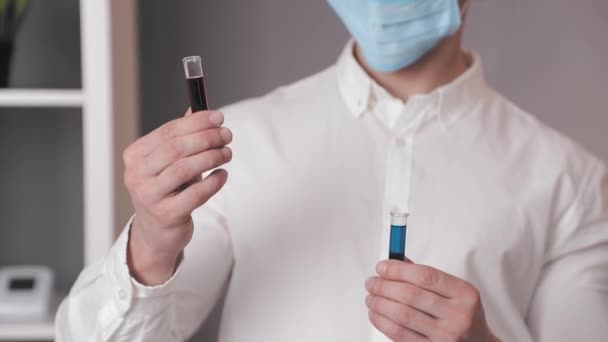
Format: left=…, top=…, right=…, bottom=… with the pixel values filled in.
left=0, top=265, right=54, bottom=321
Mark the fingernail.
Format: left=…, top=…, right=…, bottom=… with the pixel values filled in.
left=376, top=261, right=388, bottom=275
left=220, top=128, right=232, bottom=143
left=222, top=147, right=232, bottom=159
left=210, top=111, right=224, bottom=125
left=365, top=294, right=373, bottom=306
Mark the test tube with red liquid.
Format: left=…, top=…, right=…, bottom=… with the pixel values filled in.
left=183, top=56, right=209, bottom=112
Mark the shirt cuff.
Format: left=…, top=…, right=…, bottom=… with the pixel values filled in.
left=130, top=254, right=185, bottom=298
left=105, top=215, right=185, bottom=313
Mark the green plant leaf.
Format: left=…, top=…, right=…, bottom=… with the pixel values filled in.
left=0, top=0, right=28, bottom=15
left=17, top=0, right=27, bottom=16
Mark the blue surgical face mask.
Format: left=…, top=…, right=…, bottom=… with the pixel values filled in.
left=328, top=0, right=463, bottom=73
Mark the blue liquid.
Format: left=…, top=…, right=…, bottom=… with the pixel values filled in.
left=389, top=225, right=407, bottom=260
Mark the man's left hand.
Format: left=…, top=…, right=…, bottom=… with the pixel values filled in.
left=365, top=260, right=500, bottom=342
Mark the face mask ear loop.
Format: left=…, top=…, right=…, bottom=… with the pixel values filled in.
left=460, top=0, right=471, bottom=22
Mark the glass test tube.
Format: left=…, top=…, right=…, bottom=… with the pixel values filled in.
left=183, top=56, right=209, bottom=112
left=389, top=211, right=409, bottom=260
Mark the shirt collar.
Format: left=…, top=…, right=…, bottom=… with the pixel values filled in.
left=335, top=40, right=488, bottom=128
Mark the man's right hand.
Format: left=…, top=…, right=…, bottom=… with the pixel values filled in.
left=123, top=109, right=232, bottom=285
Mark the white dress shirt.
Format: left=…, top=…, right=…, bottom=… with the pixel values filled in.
left=56, top=41, right=608, bottom=342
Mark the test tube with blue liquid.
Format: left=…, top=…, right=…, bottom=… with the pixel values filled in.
left=389, top=211, right=408, bottom=260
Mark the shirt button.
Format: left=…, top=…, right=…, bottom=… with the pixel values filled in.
left=118, top=289, right=127, bottom=301
left=390, top=205, right=403, bottom=214
left=394, top=137, right=406, bottom=146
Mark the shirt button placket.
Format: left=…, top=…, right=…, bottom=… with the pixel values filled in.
left=115, top=287, right=132, bottom=315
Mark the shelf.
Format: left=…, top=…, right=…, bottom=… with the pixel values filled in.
left=0, top=320, right=54, bottom=341
left=0, top=293, right=63, bottom=341
left=0, top=89, right=83, bottom=107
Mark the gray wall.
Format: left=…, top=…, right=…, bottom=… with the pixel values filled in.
left=0, top=0, right=82, bottom=298
left=139, top=0, right=348, bottom=133
left=138, top=1, right=608, bottom=340
left=464, top=0, right=608, bottom=162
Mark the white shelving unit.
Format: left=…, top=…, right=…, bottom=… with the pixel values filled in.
left=0, top=294, right=63, bottom=341
left=0, top=0, right=139, bottom=340
left=0, top=89, right=83, bottom=107
left=0, top=320, right=55, bottom=341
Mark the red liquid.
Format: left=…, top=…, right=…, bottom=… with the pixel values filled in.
left=187, top=76, right=209, bottom=112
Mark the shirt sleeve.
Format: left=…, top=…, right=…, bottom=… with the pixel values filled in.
left=55, top=205, right=234, bottom=342
left=526, top=162, right=608, bottom=341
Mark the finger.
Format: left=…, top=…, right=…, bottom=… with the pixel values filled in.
left=368, top=310, right=427, bottom=342
left=156, top=147, right=232, bottom=196
left=127, top=110, right=225, bottom=159
left=139, top=127, right=232, bottom=177
left=161, top=168, right=228, bottom=216
left=366, top=295, right=436, bottom=338
left=377, top=260, right=467, bottom=299
left=366, top=277, right=450, bottom=319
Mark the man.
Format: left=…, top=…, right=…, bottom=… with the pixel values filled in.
left=56, top=0, right=608, bottom=341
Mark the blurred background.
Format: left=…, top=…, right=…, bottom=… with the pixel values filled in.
left=0, top=0, right=606, bottom=341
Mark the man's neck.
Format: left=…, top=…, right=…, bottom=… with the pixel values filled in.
left=355, top=37, right=470, bottom=102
